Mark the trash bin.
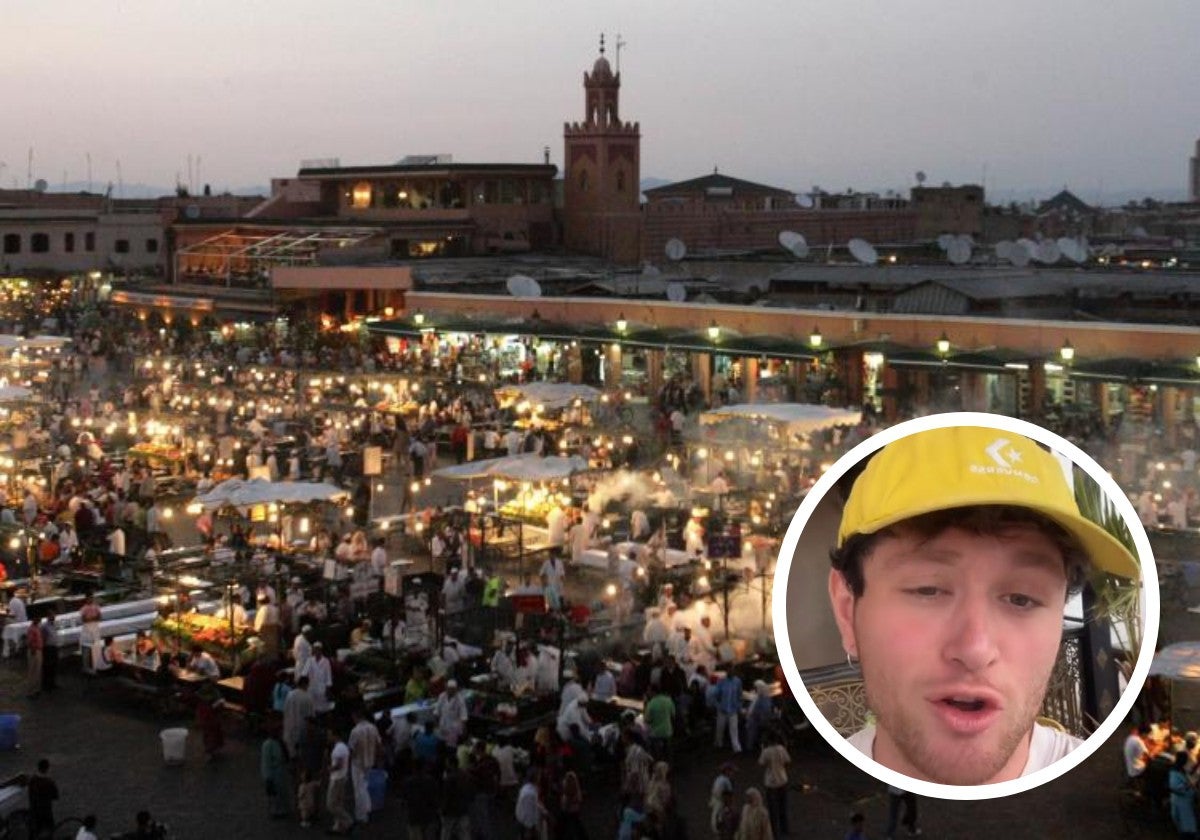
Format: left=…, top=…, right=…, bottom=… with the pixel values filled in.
left=367, top=768, right=388, bottom=812
left=160, top=728, right=188, bottom=764
left=0, top=715, right=19, bottom=751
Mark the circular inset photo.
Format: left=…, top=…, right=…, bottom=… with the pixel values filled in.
left=772, top=411, right=1157, bottom=800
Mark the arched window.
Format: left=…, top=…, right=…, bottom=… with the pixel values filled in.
left=579, top=170, right=589, bottom=192
left=616, top=171, right=625, bottom=192
left=30, top=233, right=49, bottom=253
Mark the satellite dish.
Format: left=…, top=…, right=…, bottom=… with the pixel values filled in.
left=1057, top=237, right=1083, bottom=263
left=666, top=282, right=687, bottom=303
left=778, top=231, right=809, bottom=258
left=1132, top=226, right=1149, bottom=240
left=665, top=238, right=687, bottom=261
left=1077, top=236, right=1090, bottom=258
left=936, top=234, right=955, bottom=251
left=506, top=274, right=541, bottom=298
left=185, top=204, right=201, bottom=220
left=33, top=179, right=48, bottom=193
left=1035, top=240, right=1061, bottom=264
left=848, top=238, right=878, bottom=265
left=1008, top=244, right=1032, bottom=268
left=915, top=171, right=927, bottom=185
left=641, top=263, right=661, bottom=277
left=994, top=241, right=1015, bottom=260
left=954, top=234, right=975, bottom=248
left=778, top=230, right=803, bottom=250
left=946, top=239, right=972, bottom=265
left=795, top=193, right=814, bottom=209
left=1016, top=238, right=1038, bottom=258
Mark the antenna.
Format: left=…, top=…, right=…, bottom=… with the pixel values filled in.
left=27, top=148, right=33, bottom=190
left=915, top=170, right=927, bottom=185
left=116, top=159, right=123, bottom=198
left=848, top=238, right=878, bottom=265
left=665, top=238, right=687, bottom=261
left=86, top=153, right=92, bottom=193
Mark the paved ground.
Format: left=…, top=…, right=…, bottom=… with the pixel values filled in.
left=0, top=655, right=1178, bottom=840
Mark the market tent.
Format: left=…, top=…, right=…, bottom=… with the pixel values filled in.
left=433, top=453, right=590, bottom=483
left=700, top=403, right=862, bottom=435
left=432, top=456, right=512, bottom=482
left=192, top=477, right=349, bottom=511
left=0, top=386, right=33, bottom=403
left=495, top=382, right=602, bottom=410
left=1149, top=641, right=1200, bottom=681
left=488, top=453, right=589, bottom=482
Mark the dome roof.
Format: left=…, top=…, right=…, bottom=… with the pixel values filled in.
left=592, top=54, right=613, bottom=79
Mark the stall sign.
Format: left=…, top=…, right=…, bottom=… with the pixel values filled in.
left=706, top=534, right=741, bottom=559
left=509, top=593, right=548, bottom=615
left=363, top=446, right=383, bottom=477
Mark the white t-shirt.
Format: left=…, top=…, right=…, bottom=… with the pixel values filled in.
left=330, top=740, right=350, bottom=781
left=1123, top=734, right=1149, bottom=777
left=846, top=722, right=1082, bottom=778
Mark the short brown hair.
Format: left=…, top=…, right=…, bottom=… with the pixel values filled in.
left=829, top=504, right=1091, bottom=598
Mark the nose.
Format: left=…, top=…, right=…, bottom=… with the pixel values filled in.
left=942, top=594, right=1000, bottom=672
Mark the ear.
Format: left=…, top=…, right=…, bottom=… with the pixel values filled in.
left=828, top=568, right=858, bottom=659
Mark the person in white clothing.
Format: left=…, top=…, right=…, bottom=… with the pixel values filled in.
left=434, top=680, right=469, bottom=747
left=292, top=625, right=314, bottom=673
left=300, top=643, right=333, bottom=714
left=348, top=708, right=382, bottom=823
left=7, top=589, right=27, bottom=623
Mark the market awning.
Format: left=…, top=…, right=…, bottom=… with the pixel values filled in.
left=1149, top=641, right=1200, bottom=681
left=432, top=453, right=589, bottom=483
left=700, top=403, right=862, bottom=435
left=494, top=382, right=602, bottom=410
left=192, top=478, right=349, bottom=511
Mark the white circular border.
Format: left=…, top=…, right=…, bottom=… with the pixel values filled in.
left=772, top=411, right=1160, bottom=800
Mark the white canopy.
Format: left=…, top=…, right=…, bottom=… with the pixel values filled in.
left=433, top=453, right=590, bottom=483
left=0, top=385, right=33, bottom=403
left=0, top=334, right=70, bottom=351
left=1149, top=641, right=1200, bottom=681
left=700, top=403, right=862, bottom=435
left=192, top=477, right=349, bottom=511
left=495, top=382, right=602, bottom=410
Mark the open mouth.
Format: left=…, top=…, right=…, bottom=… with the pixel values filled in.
left=942, top=697, right=988, bottom=713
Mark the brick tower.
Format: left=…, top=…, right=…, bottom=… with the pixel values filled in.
left=563, top=36, right=642, bottom=264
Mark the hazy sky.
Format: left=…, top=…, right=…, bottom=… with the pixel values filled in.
left=5, top=0, right=1200, bottom=202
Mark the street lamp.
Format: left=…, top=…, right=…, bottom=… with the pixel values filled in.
left=1060, top=340, right=1075, bottom=363
left=936, top=332, right=950, bottom=356
left=412, top=310, right=425, bottom=327
left=809, top=326, right=823, bottom=349
left=615, top=313, right=627, bottom=334
left=707, top=320, right=720, bottom=341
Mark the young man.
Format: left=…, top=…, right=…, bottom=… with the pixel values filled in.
left=827, top=424, right=1140, bottom=785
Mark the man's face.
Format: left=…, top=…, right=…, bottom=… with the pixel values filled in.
left=829, top=523, right=1069, bottom=785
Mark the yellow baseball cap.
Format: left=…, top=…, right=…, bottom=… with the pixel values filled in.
left=837, top=425, right=1140, bottom=579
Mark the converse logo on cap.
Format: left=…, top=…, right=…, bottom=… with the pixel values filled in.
left=969, top=437, right=1039, bottom=484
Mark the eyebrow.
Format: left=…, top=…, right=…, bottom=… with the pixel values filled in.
left=904, top=545, right=1066, bottom=574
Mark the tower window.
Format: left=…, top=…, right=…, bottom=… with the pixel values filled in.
left=579, top=171, right=589, bottom=192
left=616, top=171, right=625, bottom=192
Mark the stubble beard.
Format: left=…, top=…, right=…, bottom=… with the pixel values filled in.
left=861, top=651, right=1053, bottom=786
